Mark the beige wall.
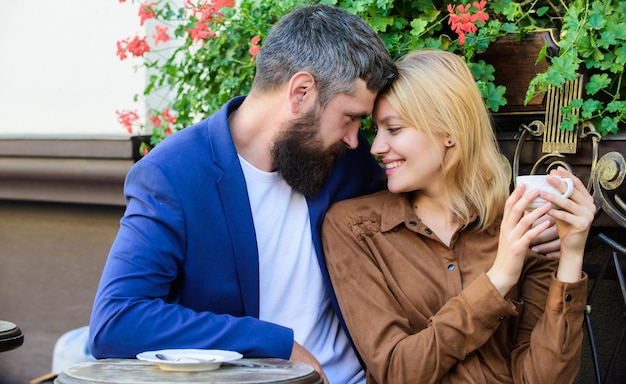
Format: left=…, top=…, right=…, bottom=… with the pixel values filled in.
left=0, top=0, right=145, bottom=138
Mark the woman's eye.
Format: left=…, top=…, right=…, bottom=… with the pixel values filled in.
left=387, top=127, right=401, bottom=134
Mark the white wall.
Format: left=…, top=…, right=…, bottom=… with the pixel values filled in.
left=0, top=0, right=146, bottom=138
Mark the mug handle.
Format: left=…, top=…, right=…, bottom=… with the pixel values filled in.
left=561, top=178, right=574, bottom=199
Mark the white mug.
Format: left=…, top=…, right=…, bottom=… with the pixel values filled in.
left=516, top=175, right=574, bottom=210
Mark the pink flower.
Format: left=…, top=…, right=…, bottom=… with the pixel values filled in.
left=148, top=115, right=162, bottom=128
left=153, top=25, right=170, bottom=45
left=116, top=110, right=140, bottom=134
left=138, top=2, right=156, bottom=26
left=447, top=1, right=489, bottom=45
left=188, top=21, right=215, bottom=42
left=249, top=35, right=261, bottom=57
left=116, top=36, right=150, bottom=59
left=161, top=109, right=177, bottom=124
left=149, top=109, right=177, bottom=135
left=127, top=36, right=150, bottom=57
left=116, top=39, right=128, bottom=60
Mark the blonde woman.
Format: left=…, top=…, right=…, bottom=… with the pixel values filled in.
left=322, top=50, right=596, bottom=383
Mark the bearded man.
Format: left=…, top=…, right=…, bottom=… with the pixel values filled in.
left=89, top=5, right=396, bottom=384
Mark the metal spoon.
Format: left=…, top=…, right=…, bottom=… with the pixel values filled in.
left=155, top=353, right=216, bottom=363
left=155, top=352, right=278, bottom=368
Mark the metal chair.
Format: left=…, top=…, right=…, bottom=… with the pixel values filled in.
left=510, top=74, right=626, bottom=383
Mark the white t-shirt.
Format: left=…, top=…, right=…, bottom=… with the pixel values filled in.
left=239, top=155, right=364, bottom=384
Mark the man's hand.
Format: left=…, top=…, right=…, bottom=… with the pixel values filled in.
left=290, top=342, right=329, bottom=384
left=529, top=214, right=561, bottom=258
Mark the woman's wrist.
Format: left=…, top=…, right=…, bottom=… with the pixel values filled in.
left=555, top=252, right=584, bottom=283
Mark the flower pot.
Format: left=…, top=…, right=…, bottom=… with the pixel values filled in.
left=477, top=29, right=560, bottom=116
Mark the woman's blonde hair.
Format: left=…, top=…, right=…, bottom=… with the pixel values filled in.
left=383, top=50, right=510, bottom=231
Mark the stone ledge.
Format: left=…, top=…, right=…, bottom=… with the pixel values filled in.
left=0, top=136, right=145, bottom=206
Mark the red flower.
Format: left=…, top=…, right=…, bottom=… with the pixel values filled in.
left=127, top=36, right=150, bottom=57
left=161, top=108, right=177, bottom=124
left=116, top=110, right=140, bottom=134
left=153, top=25, right=170, bottom=45
left=214, top=0, right=234, bottom=8
left=471, top=0, right=489, bottom=24
left=188, top=21, right=215, bottom=42
left=149, top=109, right=177, bottom=136
left=116, top=40, right=128, bottom=60
left=116, top=36, right=150, bottom=60
left=148, top=115, right=162, bottom=128
left=138, top=2, right=156, bottom=26
left=447, top=1, right=489, bottom=45
left=249, top=35, right=261, bottom=57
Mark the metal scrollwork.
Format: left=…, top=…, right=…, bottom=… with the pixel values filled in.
left=591, top=151, right=626, bottom=227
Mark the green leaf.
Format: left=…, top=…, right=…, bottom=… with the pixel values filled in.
left=585, top=73, right=612, bottom=95
left=479, top=82, right=507, bottom=112
left=599, top=116, right=619, bottom=135
left=581, top=98, right=603, bottom=119
left=608, top=22, right=626, bottom=40
left=615, top=45, right=626, bottom=65
left=599, top=31, right=617, bottom=48
left=524, top=73, right=548, bottom=105
left=500, top=23, right=517, bottom=34
left=588, top=13, right=607, bottom=30
left=607, top=101, right=626, bottom=114
left=409, top=18, right=429, bottom=36
left=560, top=115, right=578, bottom=132
left=369, top=15, right=394, bottom=32
left=545, top=56, right=580, bottom=86
left=536, top=6, right=549, bottom=17
left=570, top=98, right=584, bottom=109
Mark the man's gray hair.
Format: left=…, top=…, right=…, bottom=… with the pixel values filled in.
left=252, top=4, right=397, bottom=107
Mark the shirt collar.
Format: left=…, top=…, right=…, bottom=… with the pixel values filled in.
left=379, top=191, right=496, bottom=236
left=380, top=192, right=415, bottom=232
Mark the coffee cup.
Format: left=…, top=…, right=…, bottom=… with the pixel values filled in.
left=516, top=175, right=574, bottom=210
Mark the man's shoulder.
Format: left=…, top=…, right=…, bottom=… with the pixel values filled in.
left=142, top=98, right=242, bottom=163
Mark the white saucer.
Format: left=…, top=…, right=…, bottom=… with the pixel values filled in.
left=137, top=349, right=243, bottom=372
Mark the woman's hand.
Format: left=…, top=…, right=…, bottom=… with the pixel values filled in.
left=529, top=214, right=560, bottom=258
left=487, top=183, right=553, bottom=296
left=541, top=167, right=596, bottom=282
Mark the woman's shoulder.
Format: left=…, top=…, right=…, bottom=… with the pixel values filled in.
left=325, top=190, right=393, bottom=233
left=328, top=189, right=389, bottom=214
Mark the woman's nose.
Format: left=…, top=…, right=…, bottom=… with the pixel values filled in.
left=370, top=132, right=387, bottom=156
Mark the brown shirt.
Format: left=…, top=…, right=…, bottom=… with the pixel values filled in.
left=322, top=190, right=587, bottom=384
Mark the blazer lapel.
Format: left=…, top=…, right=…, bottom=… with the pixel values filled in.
left=218, top=168, right=260, bottom=318
left=210, top=96, right=260, bottom=318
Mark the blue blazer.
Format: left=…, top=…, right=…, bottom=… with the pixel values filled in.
left=89, top=96, right=385, bottom=360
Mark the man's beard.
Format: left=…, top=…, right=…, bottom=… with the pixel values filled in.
left=272, top=107, right=347, bottom=197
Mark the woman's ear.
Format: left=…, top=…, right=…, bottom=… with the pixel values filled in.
left=287, top=71, right=317, bottom=114
left=444, top=137, right=455, bottom=147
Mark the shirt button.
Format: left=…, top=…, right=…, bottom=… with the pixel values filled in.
left=447, top=264, right=455, bottom=271
left=565, top=294, right=572, bottom=302
left=425, top=228, right=433, bottom=234
left=409, top=221, right=417, bottom=226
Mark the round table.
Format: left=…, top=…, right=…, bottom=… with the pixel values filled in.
left=0, top=320, right=24, bottom=352
left=55, top=358, right=322, bottom=384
